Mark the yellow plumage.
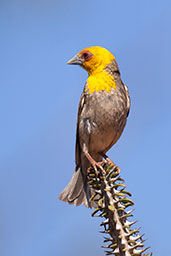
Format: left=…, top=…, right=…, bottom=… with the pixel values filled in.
left=78, top=46, right=116, bottom=94
left=86, top=71, right=116, bottom=93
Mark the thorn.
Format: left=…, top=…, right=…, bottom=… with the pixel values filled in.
left=119, top=213, right=133, bottom=220
left=104, top=238, right=113, bottom=243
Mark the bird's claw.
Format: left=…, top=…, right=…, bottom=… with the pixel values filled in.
left=87, top=160, right=106, bottom=175
left=92, top=162, right=106, bottom=175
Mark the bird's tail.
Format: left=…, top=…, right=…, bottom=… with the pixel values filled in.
left=58, top=167, right=90, bottom=207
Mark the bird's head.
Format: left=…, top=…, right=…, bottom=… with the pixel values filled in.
left=67, top=46, right=115, bottom=75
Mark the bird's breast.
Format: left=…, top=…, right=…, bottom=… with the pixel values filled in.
left=79, top=87, right=128, bottom=153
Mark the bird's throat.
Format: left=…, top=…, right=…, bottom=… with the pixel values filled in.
left=85, top=71, right=116, bottom=94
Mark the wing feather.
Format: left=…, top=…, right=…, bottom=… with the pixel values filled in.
left=123, top=83, right=131, bottom=117
left=75, top=90, right=86, bottom=167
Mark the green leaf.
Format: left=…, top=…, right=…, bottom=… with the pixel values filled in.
left=120, top=190, right=132, bottom=197
left=91, top=208, right=101, bottom=217
left=98, top=198, right=104, bottom=207
left=108, top=204, right=115, bottom=211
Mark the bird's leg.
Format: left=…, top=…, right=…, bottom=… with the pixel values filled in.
left=100, top=152, right=120, bottom=173
left=84, top=152, right=105, bottom=175
left=100, top=152, right=115, bottom=165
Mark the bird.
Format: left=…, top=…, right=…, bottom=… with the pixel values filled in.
left=59, top=46, right=130, bottom=207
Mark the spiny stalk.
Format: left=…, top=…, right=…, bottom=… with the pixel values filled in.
left=87, top=162, right=152, bottom=256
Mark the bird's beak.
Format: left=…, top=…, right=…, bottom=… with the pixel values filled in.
left=67, top=55, right=83, bottom=65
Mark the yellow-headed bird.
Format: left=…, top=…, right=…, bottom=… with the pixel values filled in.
left=59, top=46, right=130, bottom=207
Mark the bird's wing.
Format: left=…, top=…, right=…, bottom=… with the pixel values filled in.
left=75, top=89, right=87, bottom=167
left=123, top=84, right=131, bottom=117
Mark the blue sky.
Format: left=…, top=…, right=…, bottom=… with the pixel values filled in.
left=0, top=0, right=171, bottom=255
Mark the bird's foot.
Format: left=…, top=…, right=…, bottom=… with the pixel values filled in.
left=100, top=152, right=120, bottom=174
left=84, top=152, right=106, bottom=175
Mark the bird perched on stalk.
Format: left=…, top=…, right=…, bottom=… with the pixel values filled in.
left=59, top=46, right=130, bottom=207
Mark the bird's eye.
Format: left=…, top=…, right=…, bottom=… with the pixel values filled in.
left=81, top=51, right=92, bottom=61
left=83, top=53, right=88, bottom=58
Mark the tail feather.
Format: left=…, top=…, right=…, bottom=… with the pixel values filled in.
left=59, top=156, right=100, bottom=208
left=59, top=167, right=89, bottom=207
